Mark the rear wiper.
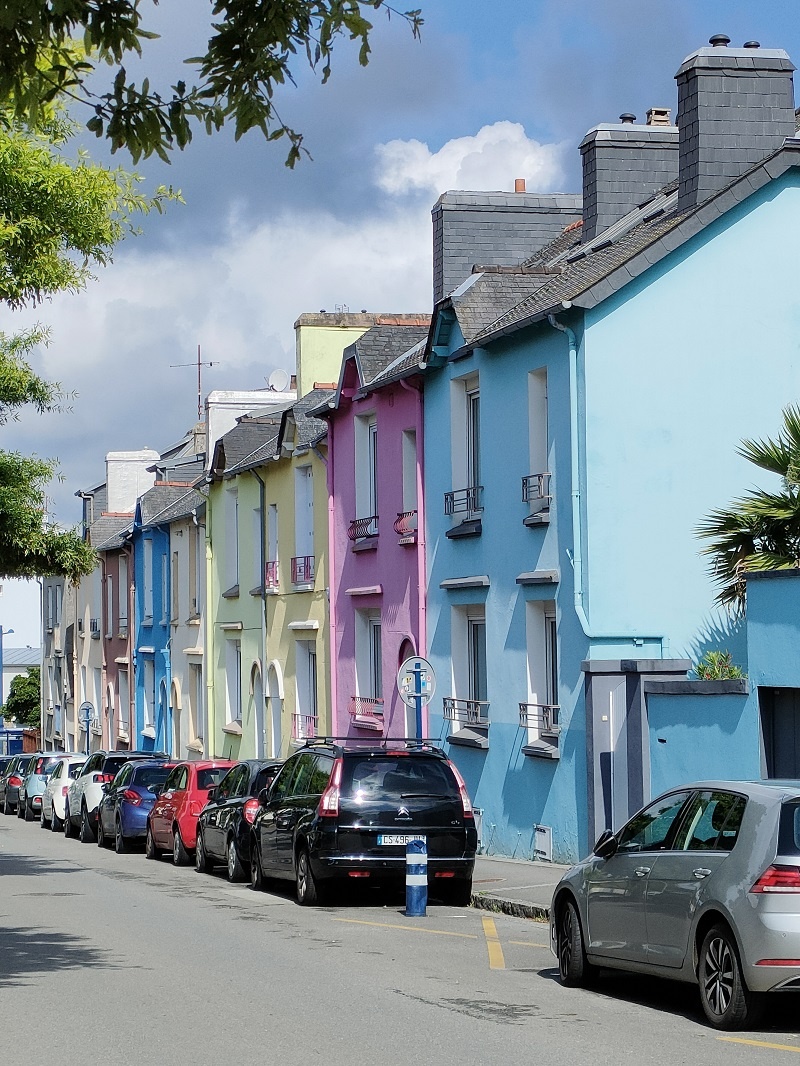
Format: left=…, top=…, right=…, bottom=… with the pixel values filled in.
left=399, top=792, right=446, bottom=798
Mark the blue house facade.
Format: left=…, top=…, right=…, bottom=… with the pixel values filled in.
left=423, top=37, right=800, bottom=862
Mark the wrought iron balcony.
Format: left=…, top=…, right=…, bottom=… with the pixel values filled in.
left=393, top=510, right=418, bottom=543
left=292, top=711, right=318, bottom=741
left=347, top=515, right=378, bottom=541
left=522, top=472, right=552, bottom=512
left=265, top=560, right=279, bottom=590
left=518, top=702, right=561, bottom=735
left=291, top=555, right=315, bottom=585
left=349, top=696, right=384, bottom=730
left=443, top=697, right=490, bottom=726
left=444, top=485, right=483, bottom=516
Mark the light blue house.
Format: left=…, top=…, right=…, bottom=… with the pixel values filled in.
left=422, top=36, right=800, bottom=862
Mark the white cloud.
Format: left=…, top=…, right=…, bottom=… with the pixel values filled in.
left=374, top=120, right=567, bottom=197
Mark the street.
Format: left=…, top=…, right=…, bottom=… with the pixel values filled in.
left=1, top=815, right=799, bottom=1064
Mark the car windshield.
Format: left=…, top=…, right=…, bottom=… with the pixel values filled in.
left=197, top=768, right=227, bottom=790
left=778, top=801, right=800, bottom=857
left=40, top=757, right=61, bottom=775
left=133, top=766, right=171, bottom=789
left=342, top=757, right=458, bottom=800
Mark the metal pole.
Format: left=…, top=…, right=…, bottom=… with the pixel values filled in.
left=405, top=838, right=427, bottom=917
left=413, top=662, right=423, bottom=739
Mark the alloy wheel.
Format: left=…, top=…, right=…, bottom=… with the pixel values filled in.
left=703, top=934, right=735, bottom=1017
left=559, top=906, right=574, bottom=978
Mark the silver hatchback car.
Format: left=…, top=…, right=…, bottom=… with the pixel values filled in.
left=550, top=781, right=800, bottom=1030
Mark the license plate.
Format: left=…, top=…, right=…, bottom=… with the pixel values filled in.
left=377, top=834, right=426, bottom=846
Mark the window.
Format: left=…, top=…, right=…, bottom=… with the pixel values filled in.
left=93, top=668, right=102, bottom=719
left=225, top=487, right=239, bottom=591
left=294, top=640, right=318, bottom=739
left=760, top=687, right=800, bottom=778
left=354, top=415, right=379, bottom=535
left=188, top=522, right=201, bottom=616
left=616, top=792, right=692, bottom=853
left=118, top=668, right=130, bottom=732
left=105, top=574, right=114, bottom=637
left=54, top=583, right=62, bottom=626
left=118, top=556, right=128, bottom=632
left=189, top=662, right=203, bottom=741
left=523, top=601, right=559, bottom=744
left=447, top=373, right=482, bottom=519
left=468, top=616, right=487, bottom=704
left=401, top=429, right=417, bottom=515
left=674, top=791, right=747, bottom=852
left=294, top=466, right=314, bottom=571
left=355, top=610, right=382, bottom=701
left=226, top=639, right=242, bottom=723
left=466, top=382, right=480, bottom=498
left=525, top=368, right=550, bottom=518
left=161, top=552, right=168, bottom=624
left=143, top=538, right=154, bottom=621
left=266, top=503, right=279, bottom=588
left=171, top=551, right=179, bottom=622
left=446, top=604, right=489, bottom=730
left=143, top=659, right=155, bottom=730
left=252, top=504, right=262, bottom=589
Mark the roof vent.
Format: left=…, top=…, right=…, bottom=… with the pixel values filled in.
left=709, top=33, right=731, bottom=47
left=619, top=113, right=636, bottom=124
left=514, top=178, right=526, bottom=192
left=743, top=41, right=761, bottom=48
left=646, top=107, right=672, bottom=127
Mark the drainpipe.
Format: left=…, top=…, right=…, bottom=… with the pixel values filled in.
left=252, top=469, right=268, bottom=758
left=547, top=311, right=663, bottom=651
left=327, top=421, right=338, bottom=738
left=399, top=378, right=427, bottom=658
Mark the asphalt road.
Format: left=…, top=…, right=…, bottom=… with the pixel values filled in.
left=1, top=815, right=799, bottom=1065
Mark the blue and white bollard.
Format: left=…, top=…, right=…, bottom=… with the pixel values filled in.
left=405, top=838, right=427, bottom=917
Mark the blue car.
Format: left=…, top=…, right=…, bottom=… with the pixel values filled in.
left=97, top=760, right=174, bottom=853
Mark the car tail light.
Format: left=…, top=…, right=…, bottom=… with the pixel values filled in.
left=243, top=798, right=260, bottom=825
left=93, top=772, right=114, bottom=784
left=756, top=958, right=800, bottom=966
left=750, top=865, right=800, bottom=893
left=318, top=758, right=343, bottom=817
left=434, top=871, right=455, bottom=878
left=8, top=776, right=22, bottom=788
left=123, top=789, right=142, bottom=806
left=348, top=871, right=370, bottom=878
left=447, top=761, right=475, bottom=819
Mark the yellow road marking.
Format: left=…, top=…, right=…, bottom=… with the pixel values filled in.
left=509, top=940, right=550, bottom=948
left=332, top=917, right=478, bottom=939
left=719, top=1037, right=800, bottom=1054
left=482, top=915, right=506, bottom=970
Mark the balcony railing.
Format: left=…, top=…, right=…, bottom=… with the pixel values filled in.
left=518, top=702, right=561, bottom=735
left=394, top=510, right=418, bottom=543
left=349, top=696, right=384, bottom=730
left=522, top=472, right=552, bottom=512
left=443, top=697, right=490, bottom=726
left=265, top=560, right=279, bottom=590
left=90, top=617, right=100, bottom=639
left=444, top=485, right=483, bottom=516
left=291, top=555, right=315, bottom=585
left=292, top=711, right=318, bottom=741
left=347, top=516, right=378, bottom=541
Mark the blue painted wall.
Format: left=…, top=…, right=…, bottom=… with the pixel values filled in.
left=132, top=522, right=171, bottom=753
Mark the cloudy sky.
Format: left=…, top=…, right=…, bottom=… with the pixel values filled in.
left=3, top=0, right=799, bottom=644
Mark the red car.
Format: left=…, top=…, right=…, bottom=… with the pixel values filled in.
left=146, top=760, right=234, bottom=865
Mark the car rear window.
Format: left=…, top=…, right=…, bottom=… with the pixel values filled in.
left=342, top=757, right=458, bottom=801
left=778, top=801, right=800, bottom=857
left=197, top=768, right=227, bottom=790
left=133, top=766, right=171, bottom=789
left=103, top=756, right=130, bottom=776
left=39, top=757, right=61, bottom=775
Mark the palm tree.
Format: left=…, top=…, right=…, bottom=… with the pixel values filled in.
left=697, top=404, right=800, bottom=611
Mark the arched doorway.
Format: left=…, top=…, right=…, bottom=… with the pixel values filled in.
left=171, top=679, right=182, bottom=758
left=251, top=662, right=265, bottom=758
left=267, top=661, right=283, bottom=759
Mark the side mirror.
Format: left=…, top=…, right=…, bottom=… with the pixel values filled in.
left=593, top=830, right=618, bottom=860
left=149, top=784, right=163, bottom=797
left=206, top=786, right=217, bottom=802
left=258, top=787, right=271, bottom=807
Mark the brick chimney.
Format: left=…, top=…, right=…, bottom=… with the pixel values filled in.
left=579, top=113, right=679, bottom=242
left=675, top=35, right=796, bottom=212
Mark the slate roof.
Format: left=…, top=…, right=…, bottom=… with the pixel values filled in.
left=286, top=389, right=333, bottom=449
left=210, top=413, right=285, bottom=478
left=350, top=323, right=430, bottom=387
left=138, top=483, right=201, bottom=528
left=4, top=647, right=41, bottom=667
left=91, top=514, right=132, bottom=552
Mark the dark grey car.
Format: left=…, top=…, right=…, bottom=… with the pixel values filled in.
left=550, top=780, right=800, bottom=1030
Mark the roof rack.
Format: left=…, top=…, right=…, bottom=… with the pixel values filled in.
left=299, top=736, right=444, bottom=752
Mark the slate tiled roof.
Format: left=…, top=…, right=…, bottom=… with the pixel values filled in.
left=4, top=647, right=41, bottom=667
left=138, top=483, right=201, bottom=527
left=226, top=423, right=282, bottom=475
left=212, top=414, right=284, bottom=477
left=289, top=389, right=333, bottom=449
left=351, top=323, right=430, bottom=387
left=91, top=514, right=132, bottom=551
left=367, top=338, right=428, bottom=389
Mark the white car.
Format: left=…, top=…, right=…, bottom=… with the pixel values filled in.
left=65, top=750, right=165, bottom=842
left=41, top=755, right=86, bottom=831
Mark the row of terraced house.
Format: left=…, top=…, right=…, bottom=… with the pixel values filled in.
left=41, top=37, right=800, bottom=861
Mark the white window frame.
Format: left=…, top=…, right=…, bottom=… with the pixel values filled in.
left=226, top=638, right=242, bottom=724
left=189, top=662, right=203, bottom=742
left=294, top=640, right=318, bottom=738
left=161, top=552, right=168, bottom=625
left=525, top=600, right=559, bottom=743
left=527, top=367, right=549, bottom=514
left=294, top=465, right=314, bottom=572
left=118, top=668, right=130, bottom=733
left=171, top=550, right=180, bottom=622
left=105, top=574, right=114, bottom=638
left=252, top=503, right=262, bottom=590
left=401, top=428, right=418, bottom=516
left=449, top=373, right=481, bottom=518
left=143, top=538, right=154, bottom=622
left=118, top=556, right=128, bottom=632
left=224, top=486, right=239, bottom=590
left=354, top=414, right=379, bottom=534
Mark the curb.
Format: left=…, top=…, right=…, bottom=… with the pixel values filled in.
left=471, top=892, right=550, bottom=923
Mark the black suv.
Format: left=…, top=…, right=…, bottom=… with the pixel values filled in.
left=195, top=759, right=282, bottom=881
left=249, top=740, right=477, bottom=905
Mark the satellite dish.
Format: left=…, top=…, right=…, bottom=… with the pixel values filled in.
left=268, top=368, right=290, bottom=392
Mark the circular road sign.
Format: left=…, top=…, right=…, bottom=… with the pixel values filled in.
left=397, top=657, right=436, bottom=707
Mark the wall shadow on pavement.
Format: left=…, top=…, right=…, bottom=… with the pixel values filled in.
left=0, top=852, right=83, bottom=878
left=0, top=926, right=118, bottom=988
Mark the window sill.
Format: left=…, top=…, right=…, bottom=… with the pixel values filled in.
left=448, top=725, right=489, bottom=749
left=186, top=613, right=201, bottom=626
left=351, top=537, right=378, bottom=553
left=187, top=738, right=204, bottom=753
left=522, top=741, right=560, bottom=760
left=249, top=584, right=265, bottom=597
left=222, top=585, right=240, bottom=599
left=222, top=721, right=242, bottom=736
left=350, top=715, right=384, bottom=732
left=446, top=519, right=482, bottom=540
left=141, top=726, right=156, bottom=740
left=292, top=583, right=315, bottom=593
left=523, top=510, right=550, bottom=528
left=117, top=730, right=130, bottom=743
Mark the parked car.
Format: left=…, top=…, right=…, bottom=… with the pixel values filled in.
left=1, top=753, right=40, bottom=815
left=0, top=756, right=14, bottom=780
left=550, top=780, right=800, bottom=1031
left=147, top=760, right=234, bottom=865
left=65, top=749, right=167, bottom=842
left=249, top=740, right=478, bottom=906
left=41, top=755, right=86, bottom=830
left=97, top=760, right=175, bottom=853
left=195, top=759, right=282, bottom=881
left=18, top=753, right=64, bottom=821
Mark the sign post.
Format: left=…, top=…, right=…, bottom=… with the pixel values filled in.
left=397, top=656, right=436, bottom=739
left=78, top=702, right=93, bottom=756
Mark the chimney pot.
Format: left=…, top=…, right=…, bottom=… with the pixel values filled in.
left=619, top=113, right=636, bottom=124
left=709, top=33, right=731, bottom=47
left=514, top=178, right=526, bottom=193
left=646, top=107, right=672, bottom=127
left=743, top=41, right=761, bottom=48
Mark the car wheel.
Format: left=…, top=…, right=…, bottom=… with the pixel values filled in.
left=115, top=819, right=127, bottom=855
left=226, top=837, right=245, bottom=882
left=438, top=877, right=473, bottom=907
left=145, top=824, right=159, bottom=860
left=63, top=802, right=73, bottom=837
left=699, top=924, right=765, bottom=1030
left=79, top=805, right=95, bottom=843
left=40, top=807, right=48, bottom=829
left=17, top=798, right=25, bottom=819
left=557, top=898, right=596, bottom=987
left=195, top=829, right=213, bottom=874
left=24, top=799, right=35, bottom=822
left=51, top=809, right=62, bottom=832
left=250, top=839, right=264, bottom=891
left=97, top=814, right=107, bottom=848
left=296, top=846, right=321, bottom=906
left=172, top=826, right=190, bottom=866
left=3, top=796, right=10, bottom=815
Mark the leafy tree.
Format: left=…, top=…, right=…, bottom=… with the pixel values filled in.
left=0, top=108, right=179, bottom=580
left=3, top=666, right=41, bottom=728
left=1, top=1, right=424, bottom=164
left=697, top=405, right=800, bottom=610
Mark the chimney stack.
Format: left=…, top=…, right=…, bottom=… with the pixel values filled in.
left=579, top=114, right=679, bottom=242
left=514, top=178, right=527, bottom=192
left=675, top=36, right=796, bottom=212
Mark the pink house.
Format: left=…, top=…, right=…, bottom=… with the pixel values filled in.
left=317, top=319, right=430, bottom=739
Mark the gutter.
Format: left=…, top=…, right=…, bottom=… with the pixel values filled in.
left=252, top=469, right=268, bottom=759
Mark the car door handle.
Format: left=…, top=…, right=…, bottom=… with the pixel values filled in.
left=634, top=866, right=651, bottom=877
left=693, top=868, right=712, bottom=879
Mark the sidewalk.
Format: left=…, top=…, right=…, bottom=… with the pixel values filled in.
left=470, top=854, right=570, bottom=922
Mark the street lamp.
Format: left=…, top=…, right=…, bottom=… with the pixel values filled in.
left=0, top=625, right=15, bottom=713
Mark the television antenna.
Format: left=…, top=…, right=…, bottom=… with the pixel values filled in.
left=170, top=345, right=219, bottom=419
